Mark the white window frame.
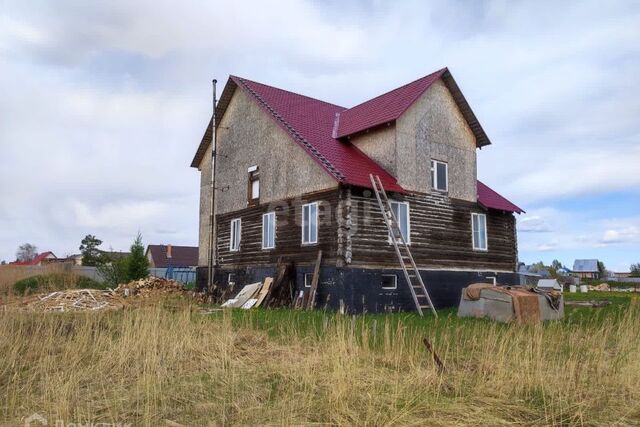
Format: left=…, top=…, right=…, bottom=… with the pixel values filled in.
left=471, top=213, right=488, bottom=251
left=431, top=160, right=448, bottom=192
left=251, top=178, right=260, bottom=200
left=262, top=212, right=276, bottom=249
left=301, top=202, right=318, bottom=245
left=304, top=273, right=313, bottom=288
left=227, top=273, right=236, bottom=286
left=230, top=218, right=241, bottom=251
left=388, top=201, right=411, bottom=244
left=381, top=274, right=398, bottom=289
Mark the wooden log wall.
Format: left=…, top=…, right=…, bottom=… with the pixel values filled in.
left=347, top=187, right=517, bottom=271
left=216, top=188, right=341, bottom=267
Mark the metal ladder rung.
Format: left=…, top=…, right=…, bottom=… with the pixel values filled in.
left=369, top=174, right=437, bottom=318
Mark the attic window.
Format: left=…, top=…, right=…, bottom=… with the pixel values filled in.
left=431, top=160, right=448, bottom=192
left=248, top=166, right=259, bottom=205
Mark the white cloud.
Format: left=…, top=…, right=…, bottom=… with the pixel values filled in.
left=0, top=0, right=639, bottom=265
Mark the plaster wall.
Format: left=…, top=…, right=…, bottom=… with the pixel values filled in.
left=396, top=79, right=477, bottom=201
left=197, top=88, right=338, bottom=265
left=350, top=125, right=397, bottom=176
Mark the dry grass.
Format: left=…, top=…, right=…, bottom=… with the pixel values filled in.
left=1, top=301, right=639, bottom=426
left=0, top=264, right=70, bottom=294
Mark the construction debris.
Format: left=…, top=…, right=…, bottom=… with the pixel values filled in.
left=20, top=289, right=124, bottom=312
left=114, top=276, right=187, bottom=298
left=219, top=260, right=297, bottom=310
left=589, top=283, right=610, bottom=292
left=565, top=300, right=611, bottom=308
left=8, top=277, right=205, bottom=312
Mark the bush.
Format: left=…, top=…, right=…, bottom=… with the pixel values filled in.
left=12, top=276, right=40, bottom=295
left=13, top=273, right=106, bottom=295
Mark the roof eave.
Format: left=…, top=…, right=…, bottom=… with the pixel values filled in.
left=440, top=69, right=491, bottom=148
left=190, top=78, right=239, bottom=168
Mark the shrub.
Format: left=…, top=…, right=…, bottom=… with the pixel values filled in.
left=12, top=276, right=40, bottom=295
left=12, top=273, right=106, bottom=295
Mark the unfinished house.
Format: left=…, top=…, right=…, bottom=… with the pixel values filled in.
left=191, top=68, right=524, bottom=312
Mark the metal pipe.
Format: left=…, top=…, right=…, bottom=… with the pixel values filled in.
left=207, top=79, right=218, bottom=291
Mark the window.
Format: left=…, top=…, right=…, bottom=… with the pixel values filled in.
left=248, top=166, right=259, bottom=204
left=262, top=212, right=276, bottom=249
left=381, top=274, right=397, bottom=289
left=230, top=218, right=241, bottom=251
left=472, top=213, right=487, bottom=251
left=389, top=201, right=410, bottom=243
left=302, top=202, right=318, bottom=244
left=304, top=273, right=313, bottom=288
left=431, top=160, right=448, bottom=192
left=227, top=273, right=236, bottom=287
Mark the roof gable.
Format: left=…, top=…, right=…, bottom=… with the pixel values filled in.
left=334, top=68, right=491, bottom=147
left=190, top=70, right=519, bottom=211
left=573, top=259, right=599, bottom=272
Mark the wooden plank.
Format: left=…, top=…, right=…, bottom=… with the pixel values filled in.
left=254, top=277, right=274, bottom=307
left=306, top=250, right=323, bottom=310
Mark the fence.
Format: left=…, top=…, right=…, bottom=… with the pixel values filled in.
left=0, top=264, right=196, bottom=290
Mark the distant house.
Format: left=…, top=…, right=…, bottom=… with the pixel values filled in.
left=146, top=244, right=198, bottom=268
left=9, top=251, right=58, bottom=266
left=65, top=250, right=130, bottom=266
left=537, top=279, right=562, bottom=291
left=614, top=272, right=631, bottom=279
left=572, top=259, right=600, bottom=279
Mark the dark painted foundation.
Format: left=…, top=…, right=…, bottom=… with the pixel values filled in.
left=197, top=266, right=519, bottom=313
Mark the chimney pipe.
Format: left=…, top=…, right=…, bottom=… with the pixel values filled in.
left=167, top=244, right=172, bottom=259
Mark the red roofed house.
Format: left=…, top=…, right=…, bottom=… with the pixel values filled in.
left=191, top=68, right=524, bottom=312
left=10, top=251, right=58, bottom=266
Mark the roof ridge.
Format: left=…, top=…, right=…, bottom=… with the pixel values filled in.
left=230, top=75, right=347, bottom=110
left=234, top=77, right=346, bottom=182
left=341, top=68, right=447, bottom=113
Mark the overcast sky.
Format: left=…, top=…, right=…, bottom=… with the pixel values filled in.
left=1, top=0, right=638, bottom=271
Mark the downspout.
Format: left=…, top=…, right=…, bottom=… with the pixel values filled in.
left=207, top=79, right=218, bottom=291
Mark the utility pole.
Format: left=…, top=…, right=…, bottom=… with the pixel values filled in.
left=207, top=79, right=218, bottom=291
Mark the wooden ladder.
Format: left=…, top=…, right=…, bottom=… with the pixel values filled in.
left=369, top=174, right=438, bottom=318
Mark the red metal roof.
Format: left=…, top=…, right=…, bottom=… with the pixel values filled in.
left=477, top=181, right=524, bottom=214
left=193, top=71, right=521, bottom=212
left=9, top=251, right=55, bottom=266
left=231, top=76, right=404, bottom=192
left=334, top=68, right=447, bottom=138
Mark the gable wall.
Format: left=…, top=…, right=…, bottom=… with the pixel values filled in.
left=396, top=79, right=477, bottom=201
left=350, top=126, right=397, bottom=176
left=197, top=88, right=338, bottom=266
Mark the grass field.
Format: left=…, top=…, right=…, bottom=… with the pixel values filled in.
left=1, top=292, right=639, bottom=426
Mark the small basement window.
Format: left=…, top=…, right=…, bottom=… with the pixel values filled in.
left=430, top=160, right=448, bottom=192
left=228, top=273, right=236, bottom=287
left=304, top=273, right=313, bottom=288
left=472, top=213, right=488, bottom=251
left=230, top=218, right=241, bottom=251
left=381, top=274, right=397, bottom=289
left=248, top=165, right=259, bottom=205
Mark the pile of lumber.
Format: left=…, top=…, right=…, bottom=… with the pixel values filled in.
left=21, top=289, right=125, bottom=312
left=220, top=254, right=322, bottom=310
left=114, top=277, right=186, bottom=298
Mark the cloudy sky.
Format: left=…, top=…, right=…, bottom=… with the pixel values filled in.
left=1, top=0, right=638, bottom=271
